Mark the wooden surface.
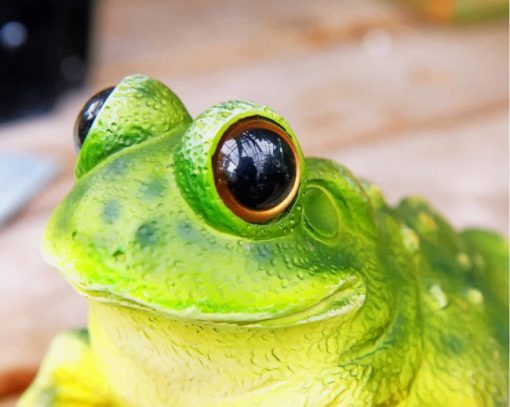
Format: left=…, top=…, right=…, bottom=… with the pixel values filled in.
left=0, top=0, right=508, bottom=403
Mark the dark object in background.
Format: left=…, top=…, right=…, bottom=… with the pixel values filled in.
left=0, top=0, right=95, bottom=122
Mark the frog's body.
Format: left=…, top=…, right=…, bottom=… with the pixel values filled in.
left=19, top=75, right=508, bottom=406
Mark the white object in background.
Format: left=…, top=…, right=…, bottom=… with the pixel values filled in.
left=0, top=154, right=58, bottom=226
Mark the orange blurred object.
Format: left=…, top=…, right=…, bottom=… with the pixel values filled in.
left=399, top=0, right=509, bottom=22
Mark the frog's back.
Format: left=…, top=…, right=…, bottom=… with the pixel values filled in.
left=395, top=197, right=508, bottom=406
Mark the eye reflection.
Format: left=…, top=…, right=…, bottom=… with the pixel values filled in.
left=216, top=124, right=297, bottom=212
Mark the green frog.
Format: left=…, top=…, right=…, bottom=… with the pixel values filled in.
left=19, top=75, right=508, bottom=406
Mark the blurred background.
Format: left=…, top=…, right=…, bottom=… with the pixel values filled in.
left=0, top=0, right=508, bottom=403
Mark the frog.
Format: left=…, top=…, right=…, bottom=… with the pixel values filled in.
left=19, top=74, right=508, bottom=406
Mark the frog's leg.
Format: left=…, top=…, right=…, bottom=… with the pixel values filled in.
left=18, top=329, right=112, bottom=406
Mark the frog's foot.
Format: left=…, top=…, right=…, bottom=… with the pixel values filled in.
left=18, top=329, right=112, bottom=406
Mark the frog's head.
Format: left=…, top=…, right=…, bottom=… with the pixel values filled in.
left=44, top=75, right=380, bottom=328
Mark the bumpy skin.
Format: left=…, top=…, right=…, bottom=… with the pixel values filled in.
left=19, top=75, right=508, bottom=406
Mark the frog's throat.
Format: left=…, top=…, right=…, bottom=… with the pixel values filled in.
left=88, top=301, right=356, bottom=405
left=75, top=277, right=366, bottom=328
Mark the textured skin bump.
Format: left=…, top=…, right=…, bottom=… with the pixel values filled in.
left=75, top=75, right=191, bottom=178
left=29, top=75, right=509, bottom=406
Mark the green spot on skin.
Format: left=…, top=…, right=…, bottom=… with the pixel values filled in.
left=136, top=222, right=158, bottom=247
left=303, top=185, right=339, bottom=240
left=441, top=333, right=464, bottom=356
left=140, top=178, right=166, bottom=199
left=176, top=220, right=205, bottom=244
left=113, top=249, right=126, bottom=263
left=104, top=155, right=129, bottom=178
left=103, top=200, right=121, bottom=224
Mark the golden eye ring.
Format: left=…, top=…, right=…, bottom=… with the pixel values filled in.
left=212, top=117, right=301, bottom=224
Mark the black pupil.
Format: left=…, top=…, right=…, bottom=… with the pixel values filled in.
left=217, top=126, right=296, bottom=211
left=74, top=86, right=114, bottom=149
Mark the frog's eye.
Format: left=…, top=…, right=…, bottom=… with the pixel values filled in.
left=212, top=117, right=300, bottom=223
left=74, top=86, right=115, bottom=150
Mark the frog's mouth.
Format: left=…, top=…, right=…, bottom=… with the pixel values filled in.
left=75, top=277, right=366, bottom=328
